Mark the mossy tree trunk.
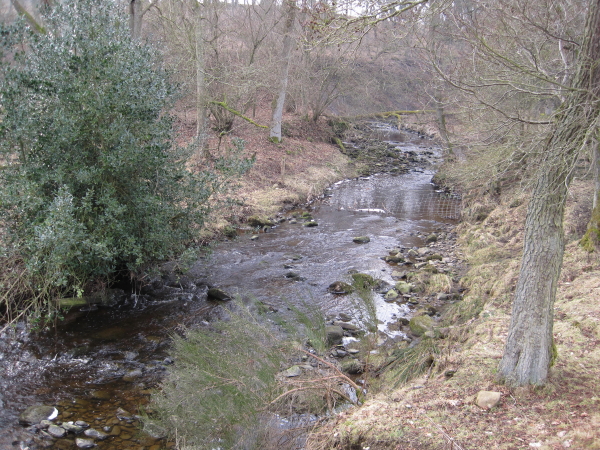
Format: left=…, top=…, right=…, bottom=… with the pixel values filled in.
left=499, top=0, right=600, bottom=386
left=581, top=139, right=600, bottom=251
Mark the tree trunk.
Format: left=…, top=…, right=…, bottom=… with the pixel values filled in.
left=269, top=0, right=296, bottom=143
left=434, top=95, right=452, bottom=156
left=499, top=0, right=600, bottom=386
left=194, top=0, right=210, bottom=156
left=129, top=0, right=143, bottom=40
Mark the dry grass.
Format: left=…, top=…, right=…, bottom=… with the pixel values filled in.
left=307, top=178, right=600, bottom=450
left=176, top=100, right=358, bottom=229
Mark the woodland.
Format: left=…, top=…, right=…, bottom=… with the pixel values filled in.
left=1, top=0, right=600, bottom=448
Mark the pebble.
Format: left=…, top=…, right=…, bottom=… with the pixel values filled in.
left=75, top=438, right=96, bottom=449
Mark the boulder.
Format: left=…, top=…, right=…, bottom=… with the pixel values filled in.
left=326, top=325, right=344, bottom=346
left=19, top=405, right=58, bottom=425
left=425, top=233, right=438, bottom=243
left=339, top=313, right=352, bottom=322
left=476, top=391, right=501, bottom=409
left=63, top=422, right=85, bottom=433
left=352, top=236, right=370, bottom=244
left=334, top=321, right=360, bottom=332
left=409, top=315, right=435, bottom=337
left=391, top=270, right=407, bottom=279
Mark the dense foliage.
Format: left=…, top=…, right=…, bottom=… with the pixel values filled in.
left=0, top=0, right=251, bottom=299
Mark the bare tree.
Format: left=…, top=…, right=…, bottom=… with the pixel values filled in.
left=498, top=0, right=600, bottom=386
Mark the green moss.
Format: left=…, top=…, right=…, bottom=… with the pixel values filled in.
left=550, top=338, right=558, bottom=367
left=351, top=273, right=377, bottom=289
left=580, top=204, right=600, bottom=252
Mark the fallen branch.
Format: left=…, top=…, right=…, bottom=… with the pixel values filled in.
left=300, top=349, right=362, bottom=393
left=209, top=101, right=268, bottom=129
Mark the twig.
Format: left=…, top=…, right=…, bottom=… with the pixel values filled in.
left=300, top=349, right=362, bottom=392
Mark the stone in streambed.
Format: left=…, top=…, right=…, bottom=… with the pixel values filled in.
left=63, top=421, right=85, bottom=433
left=350, top=272, right=376, bottom=288
left=334, top=321, right=360, bottom=332
left=47, top=424, right=67, bottom=438
left=90, top=390, right=111, bottom=400
left=19, top=405, right=58, bottom=425
left=75, top=438, right=96, bottom=449
left=247, top=216, right=275, bottom=227
left=352, top=236, right=370, bottom=244
left=339, top=312, right=352, bottom=321
left=384, top=255, right=404, bottom=263
left=84, top=428, right=109, bottom=440
left=384, top=289, right=399, bottom=301
left=328, top=281, right=354, bottom=294
left=395, top=281, right=412, bottom=295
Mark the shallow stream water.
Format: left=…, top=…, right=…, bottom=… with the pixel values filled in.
left=0, top=128, right=460, bottom=449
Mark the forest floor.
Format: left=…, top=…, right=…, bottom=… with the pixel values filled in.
left=178, top=105, right=600, bottom=449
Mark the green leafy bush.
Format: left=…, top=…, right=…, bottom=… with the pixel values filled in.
left=0, top=1, right=251, bottom=298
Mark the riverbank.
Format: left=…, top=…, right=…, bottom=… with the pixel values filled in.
left=185, top=107, right=438, bottom=237
left=307, top=176, right=600, bottom=449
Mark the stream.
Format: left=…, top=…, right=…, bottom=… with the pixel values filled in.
left=0, top=124, right=461, bottom=450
